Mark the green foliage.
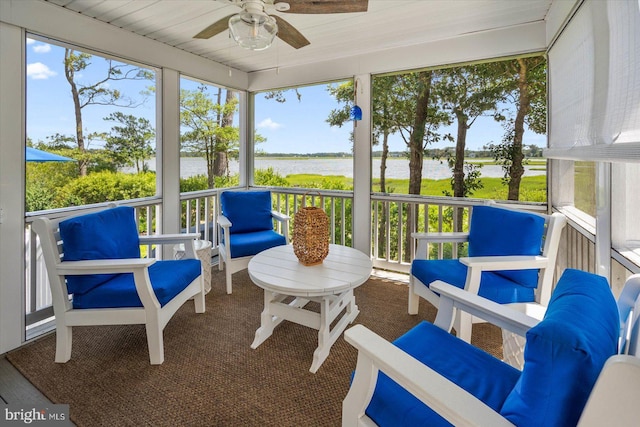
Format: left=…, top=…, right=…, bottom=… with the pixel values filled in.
left=285, top=174, right=353, bottom=189
left=57, top=171, right=156, bottom=206
left=104, top=112, right=155, bottom=172
left=25, top=160, right=78, bottom=211
left=573, top=162, right=596, bottom=216
left=26, top=182, right=57, bottom=212
left=442, top=158, right=484, bottom=198
left=255, top=167, right=289, bottom=186
left=180, top=175, right=208, bottom=192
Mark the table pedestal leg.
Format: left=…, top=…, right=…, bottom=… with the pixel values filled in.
left=310, top=289, right=359, bottom=373
left=251, top=287, right=360, bottom=373
left=251, top=290, right=309, bottom=349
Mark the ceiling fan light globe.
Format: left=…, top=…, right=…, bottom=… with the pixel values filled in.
left=228, top=11, right=278, bottom=51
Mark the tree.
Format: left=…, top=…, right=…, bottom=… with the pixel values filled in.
left=487, top=56, right=546, bottom=200
left=435, top=64, right=508, bottom=200
left=104, top=112, right=155, bottom=172
left=180, top=85, right=239, bottom=188
left=431, top=64, right=509, bottom=238
left=63, top=49, right=151, bottom=176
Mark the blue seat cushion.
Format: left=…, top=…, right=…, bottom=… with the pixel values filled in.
left=411, top=259, right=535, bottom=304
left=221, top=191, right=274, bottom=234
left=468, top=206, right=546, bottom=288
left=500, top=269, right=619, bottom=427
left=60, top=207, right=140, bottom=295
left=366, top=321, right=521, bottom=427
left=72, top=259, right=201, bottom=309
left=228, top=230, right=286, bottom=258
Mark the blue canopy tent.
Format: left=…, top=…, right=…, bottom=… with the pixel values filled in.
left=26, top=147, right=74, bottom=162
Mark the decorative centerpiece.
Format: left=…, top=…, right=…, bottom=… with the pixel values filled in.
left=293, top=205, right=329, bottom=266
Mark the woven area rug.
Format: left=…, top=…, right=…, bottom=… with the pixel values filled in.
left=8, top=268, right=503, bottom=427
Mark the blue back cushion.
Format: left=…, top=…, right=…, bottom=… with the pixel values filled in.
left=60, top=207, right=140, bottom=295
left=500, top=269, right=619, bottom=427
left=220, top=191, right=273, bottom=234
left=468, top=205, right=546, bottom=288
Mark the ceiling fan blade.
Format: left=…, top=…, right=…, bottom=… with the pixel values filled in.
left=282, top=0, right=368, bottom=14
left=193, top=14, right=236, bottom=39
left=273, top=15, right=310, bottom=49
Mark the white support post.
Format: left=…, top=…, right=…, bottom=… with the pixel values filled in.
left=0, top=22, right=26, bottom=353
left=240, top=90, right=251, bottom=188
left=160, top=69, right=181, bottom=258
left=352, top=74, right=372, bottom=254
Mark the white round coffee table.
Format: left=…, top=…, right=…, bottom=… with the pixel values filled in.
left=248, top=244, right=372, bottom=373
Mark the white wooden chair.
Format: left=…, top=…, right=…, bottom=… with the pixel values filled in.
left=217, top=190, right=289, bottom=294
left=32, top=206, right=206, bottom=365
left=409, top=203, right=566, bottom=343
left=343, top=270, right=640, bottom=427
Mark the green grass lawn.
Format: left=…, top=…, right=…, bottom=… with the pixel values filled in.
left=285, top=174, right=547, bottom=202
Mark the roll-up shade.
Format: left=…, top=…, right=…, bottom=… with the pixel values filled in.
left=545, top=0, right=640, bottom=161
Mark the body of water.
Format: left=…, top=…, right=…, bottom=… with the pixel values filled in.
left=136, top=157, right=545, bottom=180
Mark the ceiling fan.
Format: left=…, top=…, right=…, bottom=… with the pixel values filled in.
left=194, top=0, right=369, bottom=51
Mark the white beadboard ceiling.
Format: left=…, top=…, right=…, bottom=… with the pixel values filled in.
left=42, top=0, right=553, bottom=74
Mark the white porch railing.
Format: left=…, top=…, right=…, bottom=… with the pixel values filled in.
left=23, top=188, right=599, bottom=337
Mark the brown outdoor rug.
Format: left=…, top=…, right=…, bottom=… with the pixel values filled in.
left=7, top=268, right=503, bottom=427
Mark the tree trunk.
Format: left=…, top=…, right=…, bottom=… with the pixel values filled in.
left=380, top=130, right=389, bottom=193
left=211, top=88, right=225, bottom=179
left=508, top=58, right=530, bottom=201
left=64, top=49, right=87, bottom=176
left=408, top=71, right=432, bottom=195
left=377, top=130, right=390, bottom=258
left=221, top=89, right=236, bottom=176
left=206, top=137, right=215, bottom=188
left=453, top=111, right=468, bottom=233
left=406, top=71, right=433, bottom=261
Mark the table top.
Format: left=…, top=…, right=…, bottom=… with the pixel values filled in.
left=248, top=244, right=373, bottom=297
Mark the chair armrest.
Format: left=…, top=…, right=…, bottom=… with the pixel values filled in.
left=411, top=232, right=469, bottom=260
left=271, top=211, right=290, bottom=223
left=140, top=233, right=201, bottom=259
left=431, top=281, right=540, bottom=337
left=217, top=214, right=231, bottom=229
left=411, top=232, right=469, bottom=243
left=56, top=258, right=155, bottom=275
left=459, top=255, right=549, bottom=271
left=139, top=233, right=200, bottom=245
left=271, top=211, right=290, bottom=243
left=343, top=324, right=515, bottom=427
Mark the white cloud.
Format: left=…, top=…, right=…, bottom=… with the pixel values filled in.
left=257, top=118, right=282, bottom=130
left=26, top=62, right=57, bottom=80
left=26, top=38, right=35, bottom=45
left=33, top=44, right=52, bottom=53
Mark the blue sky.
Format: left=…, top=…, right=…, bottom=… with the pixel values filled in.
left=26, top=38, right=545, bottom=154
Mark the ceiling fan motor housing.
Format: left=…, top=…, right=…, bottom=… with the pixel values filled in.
left=228, top=1, right=278, bottom=50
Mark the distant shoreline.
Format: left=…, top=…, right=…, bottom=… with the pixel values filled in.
left=136, top=157, right=546, bottom=180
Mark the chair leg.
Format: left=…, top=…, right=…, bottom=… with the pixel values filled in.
left=146, top=315, right=164, bottom=365
left=55, top=325, right=72, bottom=363
left=454, top=311, right=473, bottom=343
left=408, top=281, right=419, bottom=315
left=194, top=277, right=206, bottom=314
left=225, top=265, right=233, bottom=294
